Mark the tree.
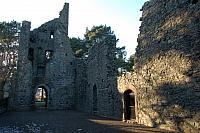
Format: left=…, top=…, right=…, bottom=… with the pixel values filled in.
left=69, top=37, right=88, bottom=58
left=125, top=54, right=135, bottom=72
left=70, top=25, right=132, bottom=74
left=115, top=46, right=127, bottom=74
left=0, top=21, right=20, bottom=97
left=84, top=25, right=116, bottom=44
left=84, top=25, right=131, bottom=74
left=70, top=25, right=118, bottom=58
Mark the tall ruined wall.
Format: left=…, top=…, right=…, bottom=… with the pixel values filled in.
left=85, top=38, right=122, bottom=119
left=74, top=59, right=87, bottom=111
left=13, top=3, right=75, bottom=110
left=14, top=21, right=33, bottom=109
left=134, top=0, right=200, bottom=132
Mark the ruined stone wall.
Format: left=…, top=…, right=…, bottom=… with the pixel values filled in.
left=84, top=38, right=122, bottom=119
left=134, top=0, right=200, bottom=132
left=0, top=82, right=4, bottom=101
left=12, top=3, right=75, bottom=110
left=14, top=21, right=33, bottom=109
left=74, top=59, right=87, bottom=111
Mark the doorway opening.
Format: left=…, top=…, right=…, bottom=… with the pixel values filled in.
left=124, top=90, right=136, bottom=120
left=35, top=87, right=47, bottom=108
left=93, top=85, right=97, bottom=114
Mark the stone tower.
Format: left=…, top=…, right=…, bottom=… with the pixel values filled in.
left=14, top=3, right=75, bottom=110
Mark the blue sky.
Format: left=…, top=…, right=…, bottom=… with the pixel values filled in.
left=0, top=0, right=148, bottom=57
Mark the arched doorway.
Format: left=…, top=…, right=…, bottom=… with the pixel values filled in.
left=93, top=85, right=97, bottom=114
left=124, top=90, right=136, bottom=120
left=35, top=86, right=47, bottom=108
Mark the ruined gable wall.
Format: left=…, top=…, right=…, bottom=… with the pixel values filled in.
left=85, top=39, right=122, bottom=119
left=12, top=3, right=75, bottom=110
left=134, top=0, right=200, bottom=132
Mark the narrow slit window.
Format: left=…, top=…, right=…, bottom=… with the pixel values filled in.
left=28, top=48, right=34, bottom=60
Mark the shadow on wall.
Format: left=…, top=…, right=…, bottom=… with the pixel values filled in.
left=137, top=44, right=200, bottom=132
left=135, top=1, right=200, bottom=131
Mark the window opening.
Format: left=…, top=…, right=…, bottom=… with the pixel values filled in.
left=30, top=37, right=36, bottom=43
left=28, top=48, right=34, bottom=60
left=45, top=50, right=53, bottom=60
left=50, top=31, right=54, bottom=39
left=93, top=85, right=97, bottom=114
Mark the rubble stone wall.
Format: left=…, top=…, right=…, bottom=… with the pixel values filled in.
left=133, top=0, right=200, bottom=132
left=12, top=3, right=75, bottom=110
left=84, top=38, right=122, bottom=119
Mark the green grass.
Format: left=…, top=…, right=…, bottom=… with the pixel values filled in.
left=35, top=101, right=46, bottom=107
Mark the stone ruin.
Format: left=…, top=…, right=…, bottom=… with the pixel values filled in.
left=1, top=1, right=200, bottom=132
left=4, top=3, right=121, bottom=119
left=118, top=0, right=200, bottom=132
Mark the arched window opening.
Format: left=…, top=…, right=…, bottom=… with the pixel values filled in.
left=93, top=85, right=97, bottom=114
left=124, top=90, right=136, bottom=120
left=35, top=87, right=47, bottom=108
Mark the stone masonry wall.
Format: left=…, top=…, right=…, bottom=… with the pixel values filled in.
left=14, top=21, right=33, bottom=109
left=134, top=0, right=200, bottom=132
left=74, top=59, right=87, bottom=111
left=84, top=37, right=122, bottom=119
left=11, top=3, right=75, bottom=110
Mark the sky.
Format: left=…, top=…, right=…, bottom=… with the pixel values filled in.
left=0, top=0, right=147, bottom=57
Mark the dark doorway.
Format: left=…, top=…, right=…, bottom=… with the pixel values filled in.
left=35, top=87, right=47, bottom=108
left=124, top=90, right=136, bottom=120
left=93, top=85, right=97, bottom=114
left=191, top=0, right=198, bottom=4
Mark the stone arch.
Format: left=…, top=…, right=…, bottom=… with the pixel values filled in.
left=123, top=88, right=137, bottom=121
left=34, top=84, right=50, bottom=108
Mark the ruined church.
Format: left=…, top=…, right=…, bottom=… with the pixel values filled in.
left=2, top=1, right=200, bottom=132
left=7, top=3, right=121, bottom=119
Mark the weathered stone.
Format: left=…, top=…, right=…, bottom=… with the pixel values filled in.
left=118, top=0, right=200, bottom=132
left=2, top=3, right=119, bottom=119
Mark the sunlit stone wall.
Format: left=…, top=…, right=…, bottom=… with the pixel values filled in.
left=134, top=0, right=200, bottom=132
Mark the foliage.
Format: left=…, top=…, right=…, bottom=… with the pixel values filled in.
left=69, top=37, right=88, bottom=58
left=0, top=21, right=20, bottom=91
left=70, top=25, right=117, bottom=58
left=70, top=25, right=134, bottom=73
left=115, top=46, right=127, bottom=73
left=84, top=25, right=116, bottom=44
left=125, top=54, right=135, bottom=72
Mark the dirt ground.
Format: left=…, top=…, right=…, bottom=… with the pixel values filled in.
left=0, top=110, right=176, bottom=133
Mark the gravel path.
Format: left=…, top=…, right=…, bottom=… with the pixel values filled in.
left=0, top=110, right=175, bottom=133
